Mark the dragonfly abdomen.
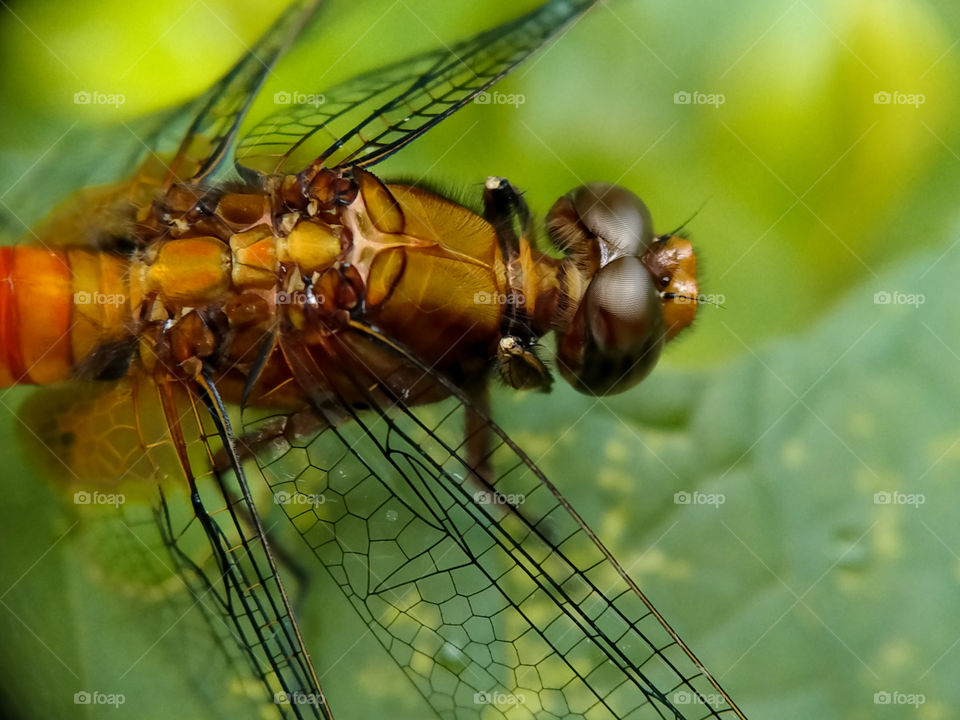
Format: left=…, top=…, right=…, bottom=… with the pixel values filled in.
left=0, top=246, right=137, bottom=386
left=0, top=234, right=238, bottom=388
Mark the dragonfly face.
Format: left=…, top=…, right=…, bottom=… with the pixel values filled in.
left=0, top=1, right=739, bottom=719
left=546, top=182, right=698, bottom=394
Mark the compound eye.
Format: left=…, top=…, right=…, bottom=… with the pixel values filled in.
left=557, top=256, right=665, bottom=395
left=569, top=183, right=655, bottom=260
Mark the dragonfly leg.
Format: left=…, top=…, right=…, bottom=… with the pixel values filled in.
left=483, top=176, right=553, bottom=392
left=483, top=175, right=532, bottom=244
left=464, top=384, right=494, bottom=484
left=497, top=335, right=551, bottom=390
left=464, top=382, right=563, bottom=547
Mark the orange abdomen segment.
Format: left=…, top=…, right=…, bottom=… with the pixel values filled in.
left=0, top=247, right=74, bottom=386
left=0, top=247, right=133, bottom=388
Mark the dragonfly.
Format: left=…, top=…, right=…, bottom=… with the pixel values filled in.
left=0, top=1, right=743, bottom=718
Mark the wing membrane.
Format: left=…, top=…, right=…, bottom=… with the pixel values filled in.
left=235, top=0, right=601, bottom=178
left=76, top=491, right=274, bottom=719
left=165, top=0, right=324, bottom=185
left=16, top=374, right=332, bottom=719
left=240, top=326, right=746, bottom=719
left=155, top=373, right=334, bottom=720
left=0, top=106, right=193, bottom=245
left=1, top=0, right=323, bottom=248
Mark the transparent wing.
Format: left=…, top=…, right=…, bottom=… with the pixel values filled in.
left=235, top=0, right=600, bottom=179
left=0, top=106, right=192, bottom=243
left=10, top=381, right=261, bottom=718
left=0, top=0, right=323, bottom=247
left=16, top=375, right=333, bottom=720
left=239, top=326, right=747, bottom=720
left=154, top=373, right=335, bottom=720
left=72, top=495, right=274, bottom=719
left=163, top=0, right=324, bottom=185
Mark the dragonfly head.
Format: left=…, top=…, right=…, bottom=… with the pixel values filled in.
left=546, top=183, right=698, bottom=396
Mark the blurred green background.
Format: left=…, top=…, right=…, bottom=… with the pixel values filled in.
left=1, top=0, right=960, bottom=718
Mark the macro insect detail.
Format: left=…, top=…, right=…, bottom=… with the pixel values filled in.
left=0, top=1, right=743, bottom=719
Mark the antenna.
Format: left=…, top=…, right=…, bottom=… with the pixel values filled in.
left=663, top=199, right=709, bottom=237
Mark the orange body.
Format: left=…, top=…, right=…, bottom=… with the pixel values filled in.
left=0, top=171, right=564, bottom=407
left=0, top=167, right=696, bottom=403
left=0, top=247, right=129, bottom=386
